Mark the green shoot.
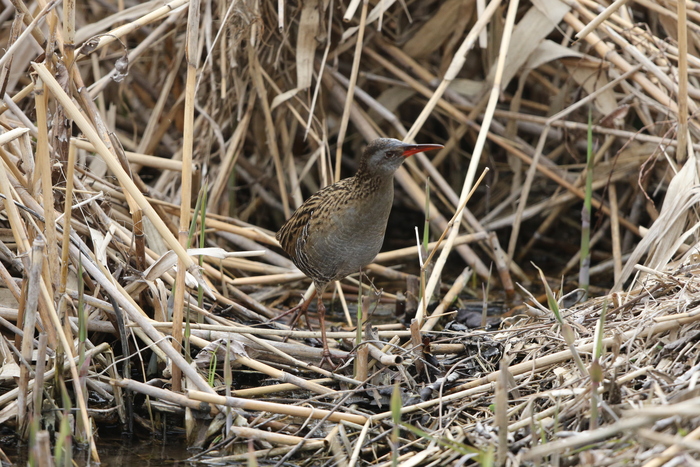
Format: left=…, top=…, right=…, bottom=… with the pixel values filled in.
left=399, top=422, right=483, bottom=459
left=391, top=380, right=401, bottom=467
left=208, top=342, right=219, bottom=387
left=534, top=264, right=588, bottom=377
left=188, top=183, right=208, bottom=321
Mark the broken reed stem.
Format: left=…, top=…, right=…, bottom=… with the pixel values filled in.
left=229, top=378, right=334, bottom=397
left=496, top=359, right=509, bottom=465
left=205, top=441, right=327, bottom=463
left=575, top=0, right=631, bottom=41
left=609, top=182, right=623, bottom=282
left=33, top=77, right=59, bottom=287
left=235, top=355, right=334, bottom=395
left=72, top=139, right=185, bottom=170
left=63, top=0, right=75, bottom=67
left=188, top=390, right=368, bottom=424
left=58, top=142, right=77, bottom=297
left=0, top=147, right=31, bottom=255
left=0, top=84, right=34, bottom=116
left=348, top=419, right=371, bottom=467
left=0, top=128, right=29, bottom=146
left=366, top=342, right=402, bottom=366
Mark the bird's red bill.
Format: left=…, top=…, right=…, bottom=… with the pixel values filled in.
left=401, top=143, right=444, bottom=157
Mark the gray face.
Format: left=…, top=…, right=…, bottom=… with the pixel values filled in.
left=361, top=138, right=409, bottom=177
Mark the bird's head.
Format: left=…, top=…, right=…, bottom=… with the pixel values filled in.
left=357, top=138, right=444, bottom=178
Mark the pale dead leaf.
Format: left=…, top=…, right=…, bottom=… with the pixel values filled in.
left=449, top=78, right=483, bottom=98
left=524, top=40, right=582, bottom=71
left=646, top=150, right=700, bottom=270
left=89, top=227, right=108, bottom=266
left=143, top=250, right=198, bottom=289
left=614, top=151, right=700, bottom=290
left=271, top=87, right=301, bottom=111
left=375, top=87, right=416, bottom=114
left=143, top=250, right=177, bottom=282
left=0, top=288, right=18, bottom=309
left=143, top=217, right=168, bottom=256
left=567, top=65, right=618, bottom=117
left=483, top=0, right=570, bottom=92
left=296, top=0, right=322, bottom=90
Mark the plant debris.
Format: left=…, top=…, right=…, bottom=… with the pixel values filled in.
left=1, top=0, right=700, bottom=465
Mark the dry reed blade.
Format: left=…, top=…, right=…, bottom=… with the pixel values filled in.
left=3, top=0, right=700, bottom=463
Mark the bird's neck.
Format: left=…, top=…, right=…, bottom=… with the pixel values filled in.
left=353, top=170, right=394, bottom=195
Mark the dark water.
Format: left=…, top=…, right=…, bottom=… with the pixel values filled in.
left=2, top=436, right=195, bottom=466
left=93, top=437, right=195, bottom=467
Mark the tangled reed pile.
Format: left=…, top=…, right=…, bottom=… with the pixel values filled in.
left=2, top=0, right=700, bottom=465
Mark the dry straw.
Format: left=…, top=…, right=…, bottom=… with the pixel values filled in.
left=2, top=0, right=700, bottom=464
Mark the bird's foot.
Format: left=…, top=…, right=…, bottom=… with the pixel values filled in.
left=269, top=301, right=302, bottom=323
left=318, top=351, right=338, bottom=370
left=269, top=302, right=313, bottom=332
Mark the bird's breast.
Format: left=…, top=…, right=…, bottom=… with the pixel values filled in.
left=299, top=182, right=394, bottom=282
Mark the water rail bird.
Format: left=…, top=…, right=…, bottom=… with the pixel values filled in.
left=276, top=138, right=443, bottom=366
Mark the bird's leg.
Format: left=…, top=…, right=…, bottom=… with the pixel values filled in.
left=270, top=289, right=317, bottom=331
left=316, top=293, right=336, bottom=369
left=287, top=296, right=314, bottom=333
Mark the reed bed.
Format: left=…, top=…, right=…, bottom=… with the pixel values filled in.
left=1, top=0, right=700, bottom=465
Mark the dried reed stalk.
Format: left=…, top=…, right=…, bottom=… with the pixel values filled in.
left=188, top=390, right=368, bottom=425
left=4, top=0, right=700, bottom=463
